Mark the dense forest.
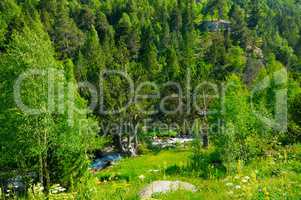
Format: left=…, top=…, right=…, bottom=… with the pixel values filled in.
left=0, top=0, right=301, bottom=199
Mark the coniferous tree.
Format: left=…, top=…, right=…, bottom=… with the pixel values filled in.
left=53, top=0, right=84, bottom=59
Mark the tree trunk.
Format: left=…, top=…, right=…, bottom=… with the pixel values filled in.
left=202, top=131, right=209, bottom=148
left=134, top=132, right=138, bottom=150
left=38, top=134, right=44, bottom=186
left=39, top=153, right=44, bottom=186
left=43, top=157, right=50, bottom=190
left=133, top=122, right=139, bottom=151
left=44, top=129, right=50, bottom=189
left=202, top=90, right=209, bottom=148
left=127, top=134, right=137, bottom=157
left=113, top=134, right=125, bottom=153
left=202, top=116, right=209, bottom=148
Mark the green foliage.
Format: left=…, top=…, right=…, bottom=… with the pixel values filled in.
left=210, top=75, right=261, bottom=164
left=225, top=46, right=247, bottom=73
left=188, top=146, right=226, bottom=179
left=0, top=0, right=21, bottom=45
left=78, top=27, right=104, bottom=84
left=1, top=0, right=301, bottom=198
left=288, top=93, right=301, bottom=143
left=52, top=0, right=84, bottom=59
left=146, top=130, right=178, bottom=138
left=0, top=19, right=100, bottom=188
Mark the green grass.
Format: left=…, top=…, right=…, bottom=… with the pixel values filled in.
left=93, top=148, right=191, bottom=199
left=91, top=144, right=301, bottom=200
left=33, top=144, right=301, bottom=200
left=98, top=148, right=190, bottom=177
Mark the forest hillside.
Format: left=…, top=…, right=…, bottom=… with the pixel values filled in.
left=0, top=0, right=301, bottom=199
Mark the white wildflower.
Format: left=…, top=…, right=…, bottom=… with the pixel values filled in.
left=242, top=179, right=248, bottom=183
left=225, top=182, right=234, bottom=187
left=149, top=169, right=159, bottom=173
left=58, top=187, right=66, bottom=192
left=138, top=175, right=145, bottom=180
left=50, top=189, right=58, bottom=194
left=34, top=183, right=44, bottom=192
left=49, top=184, right=66, bottom=194
left=234, top=185, right=241, bottom=189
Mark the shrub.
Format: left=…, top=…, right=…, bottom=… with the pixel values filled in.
left=165, top=165, right=183, bottom=175
left=137, top=143, right=151, bottom=155
left=188, top=147, right=226, bottom=179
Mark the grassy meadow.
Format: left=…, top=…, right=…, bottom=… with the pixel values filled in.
left=72, top=144, right=301, bottom=200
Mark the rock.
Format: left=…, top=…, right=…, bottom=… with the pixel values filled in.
left=151, top=137, right=193, bottom=148
left=199, top=20, right=231, bottom=32
left=139, top=180, right=197, bottom=199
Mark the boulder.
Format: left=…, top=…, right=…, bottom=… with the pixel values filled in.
left=139, top=180, right=197, bottom=199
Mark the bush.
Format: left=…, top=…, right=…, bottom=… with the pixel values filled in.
left=147, top=130, right=178, bottom=138
left=165, top=165, right=183, bottom=175
left=97, top=173, right=130, bottom=182
left=137, top=143, right=151, bottom=155
left=188, top=147, right=226, bottom=179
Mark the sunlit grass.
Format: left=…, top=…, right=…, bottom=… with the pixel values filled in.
left=92, top=144, right=301, bottom=200
left=36, top=144, right=301, bottom=199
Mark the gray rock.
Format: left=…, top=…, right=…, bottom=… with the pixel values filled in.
left=151, top=137, right=193, bottom=148
left=139, top=180, right=197, bottom=199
